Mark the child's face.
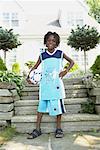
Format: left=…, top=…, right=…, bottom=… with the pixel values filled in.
left=46, top=35, right=57, bottom=50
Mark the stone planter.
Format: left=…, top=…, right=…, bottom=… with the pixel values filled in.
left=0, top=82, right=20, bottom=126
left=89, top=80, right=100, bottom=114
left=95, top=95, right=100, bottom=114
left=0, top=82, right=16, bottom=89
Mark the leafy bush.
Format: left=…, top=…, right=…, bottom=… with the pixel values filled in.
left=12, top=62, right=20, bottom=74
left=0, top=57, right=7, bottom=71
left=91, top=55, right=100, bottom=75
left=81, top=99, right=96, bottom=114
left=0, top=71, right=23, bottom=95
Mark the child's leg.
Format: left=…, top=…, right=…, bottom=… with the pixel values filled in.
left=27, top=112, right=43, bottom=139
left=55, top=114, right=64, bottom=138
left=36, top=112, right=43, bottom=130
left=56, top=114, right=62, bottom=129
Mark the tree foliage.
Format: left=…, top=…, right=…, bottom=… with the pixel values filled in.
left=0, top=27, right=21, bottom=51
left=67, top=25, right=100, bottom=51
left=86, top=0, right=100, bottom=23
left=0, top=27, right=21, bottom=63
left=67, top=25, right=100, bottom=73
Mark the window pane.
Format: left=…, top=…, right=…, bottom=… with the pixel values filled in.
left=11, top=13, right=19, bottom=27
left=2, top=12, right=10, bottom=25
left=12, top=20, right=19, bottom=26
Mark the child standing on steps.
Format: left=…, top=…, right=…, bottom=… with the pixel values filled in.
left=27, top=31, right=74, bottom=139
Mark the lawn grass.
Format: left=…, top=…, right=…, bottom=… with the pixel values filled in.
left=0, top=126, right=17, bottom=146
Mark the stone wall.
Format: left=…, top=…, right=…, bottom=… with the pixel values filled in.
left=0, top=82, right=20, bottom=126
left=89, top=80, right=100, bottom=114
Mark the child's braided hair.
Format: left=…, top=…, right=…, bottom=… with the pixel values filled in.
left=44, top=31, right=60, bottom=47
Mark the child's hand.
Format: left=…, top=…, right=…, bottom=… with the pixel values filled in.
left=59, top=69, right=68, bottom=79
left=26, top=76, right=32, bottom=84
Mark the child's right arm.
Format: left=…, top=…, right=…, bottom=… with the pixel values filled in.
left=27, top=56, right=41, bottom=79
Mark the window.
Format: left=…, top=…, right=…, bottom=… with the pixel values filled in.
left=3, top=12, right=10, bottom=26
left=2, top=12, right=19, bottom=27
left=66, top=12, right=83, bottom=27
left=11, top=13, right=19, bottom=27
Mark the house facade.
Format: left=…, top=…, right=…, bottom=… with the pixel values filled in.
left=0, top=0, right=100, bottom=73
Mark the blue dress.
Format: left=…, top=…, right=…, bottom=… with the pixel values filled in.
left=39, top=49, right=65, bottom=101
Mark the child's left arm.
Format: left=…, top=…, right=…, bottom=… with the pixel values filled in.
left=59, top=52, right=74, bottom=78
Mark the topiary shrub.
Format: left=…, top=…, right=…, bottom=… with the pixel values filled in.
left=67, top=25, right=100, bottom=73
left=0, top=57, right=7, bottom=71
left=0, top=27, right=21, bottom=64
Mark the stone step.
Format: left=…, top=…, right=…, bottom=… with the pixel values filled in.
left=20, top=89, right=87, bottom=100
left=15, top=98, right=88, bottom=106
left=14, top=98, right=88, bottom=115
left=11, top=114, right=100, bottom=133
left=20, top=92, right=87, bottom=100
left=21, top=91, right=39, bottom=96
left=21, top=86, right=39, bottom=92
left=20, top=89, right=87, bottom=97
left=63, top=78, right=83, bottom=85
left=15, top=106, right=38, bottom=115
left=65, top=89, right=87, bottom=94
left=66, top=93, right=87, bottom=98
left=21, top=85, right=86, bottom=93
left=20, top=95, right=39, bottom=100
left=15, top=105, right=82, bottom=115
left=64, top=84, right=86, bottom=90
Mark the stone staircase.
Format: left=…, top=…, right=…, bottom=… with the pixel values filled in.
left=11, top=78, right=100, bottom=133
